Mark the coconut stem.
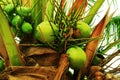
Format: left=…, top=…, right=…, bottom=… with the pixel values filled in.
left=54, top=54, right=69, bottom=80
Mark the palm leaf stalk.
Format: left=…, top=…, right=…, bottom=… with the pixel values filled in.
left=0, top=6, right=24, bottom=66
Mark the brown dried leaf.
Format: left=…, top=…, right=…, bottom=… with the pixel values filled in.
left=24, top=47, right=58, bottom=56
left=24, top=47, right=60, bottom=66
left=88, top=66, right=102, bottom=79
left=8, top=74, right=47, bottom=80
left=29, top=53, right=60, bottom=66
left=8, top=66, right=57, bottom=80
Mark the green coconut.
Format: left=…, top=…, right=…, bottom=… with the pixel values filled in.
left=11, top=15, right=23, bottom=27
left=21, top=22, right=33, bottom=34
left=35, top=21, right=59, bottom=43
left=4, top=4, right=14, bottom=14
left=74, top=21, right=91, bottom=38
left=16, top=6, right=31, bottom=16
left=66, top=46, right=86, bottom=70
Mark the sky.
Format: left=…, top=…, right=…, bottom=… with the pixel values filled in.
left=92, top=0, right=120, bottom=25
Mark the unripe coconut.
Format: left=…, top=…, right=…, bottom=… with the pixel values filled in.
left=74, top=21, right=91, bottom=38
left=4, top=4, right=14, bottom=14
left=11, top=15, right=23, bottom=27
left=66, top=46, right=86, bottom=70
left=21, top=22, right=33, bottom=34
left=35, top=21, right=59, bottom=43
left=16, top=6, right=31, bottom=16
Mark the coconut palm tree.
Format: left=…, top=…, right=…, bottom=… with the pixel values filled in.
left=0, top=0, right=119, bottom=80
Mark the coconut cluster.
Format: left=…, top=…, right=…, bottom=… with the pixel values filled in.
left=35, top=20, right=91, bottom=70
left=3, top=4, right=33, bottom=35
